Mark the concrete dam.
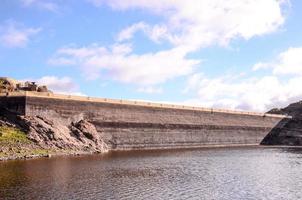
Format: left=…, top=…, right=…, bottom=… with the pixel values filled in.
left=0, top=91, right=289, bottom=150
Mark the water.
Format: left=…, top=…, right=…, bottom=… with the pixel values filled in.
left=0, top=147, right=302, bottom=200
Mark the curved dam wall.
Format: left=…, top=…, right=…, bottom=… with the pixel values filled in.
left=0, top=92, right=287, bottom=150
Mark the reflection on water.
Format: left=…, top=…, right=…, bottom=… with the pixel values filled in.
left=1, top=147, right=302, bottom=200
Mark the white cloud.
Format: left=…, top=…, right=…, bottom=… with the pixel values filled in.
left=48, top=44, right=200, bottom=85
left=21, top=0, right=58, bottom=12
left=252, top=62, right=271, bottom=71
left=117, top=22, right=148, bottom=42
left=104, top=0, right=288, bottom=49
left=137, top=86, right=163, bottom=94
left=35, top=76, right=84, bottom=96
left=187, top=46, right=302, bottom=112
left=184, top=73, right=302, bottom=112
left=117, top=22, right=171, bottom=43
left=254, top=47, right=302, bottom=75
left=0, top=21, right=41, bottom=48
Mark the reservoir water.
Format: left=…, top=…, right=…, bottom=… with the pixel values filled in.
left=0, top=147, right=302, bottom=200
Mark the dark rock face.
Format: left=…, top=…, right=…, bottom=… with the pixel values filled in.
left=0, top=106, right=108, bottom=153
left=267, top=101, right=302, bottom=117
left=262, top=101, right=302, bottom=145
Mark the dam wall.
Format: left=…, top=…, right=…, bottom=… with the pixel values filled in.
left=0, top=92, right=288, bottom=150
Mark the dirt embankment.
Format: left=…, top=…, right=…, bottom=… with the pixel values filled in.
left=0, top=107, right=108, bottom=161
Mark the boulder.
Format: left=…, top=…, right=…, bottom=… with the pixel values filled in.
left=0, top=77, right=18, bottom=93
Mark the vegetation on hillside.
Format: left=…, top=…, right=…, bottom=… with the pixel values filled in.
left=0, top=126, right=30, bottom=144
left=0, top=125, right=51, bottom=160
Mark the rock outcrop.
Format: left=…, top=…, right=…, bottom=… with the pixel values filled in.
left=0, top=106, right=108, bottom=155
left=261, top=101, right=302, bottom=145
left=0, top=77, right=52, bottom=93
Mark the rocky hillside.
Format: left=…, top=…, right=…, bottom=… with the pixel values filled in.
left=261, top=101, right=302, bottom=145
left=0, top=106, right=108, bottom=160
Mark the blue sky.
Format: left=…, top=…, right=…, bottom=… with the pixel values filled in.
left=1, top=0, right=302, bottom=111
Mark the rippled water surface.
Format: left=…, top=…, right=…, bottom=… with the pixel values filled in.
left=1, top=147, right=302, bottom=200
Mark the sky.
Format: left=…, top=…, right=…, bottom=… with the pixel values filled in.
left=1, top=0, right=302, bottom=112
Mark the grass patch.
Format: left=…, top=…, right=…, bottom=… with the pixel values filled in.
left=0, top=126, right=56, bottom=160
left=31, top=149, right=50, bottom=155
left=0, top=126, right=31, bottom=144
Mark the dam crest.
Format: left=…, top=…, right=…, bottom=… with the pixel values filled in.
left=0, top=91, right=287, bottom=118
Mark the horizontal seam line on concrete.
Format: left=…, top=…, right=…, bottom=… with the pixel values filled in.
left=93, top=121, right=273, bottom=130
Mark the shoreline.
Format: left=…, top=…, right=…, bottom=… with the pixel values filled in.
left=1, top=144, right=302, bottom=162
left=0, top=149, right=107, bottom=162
